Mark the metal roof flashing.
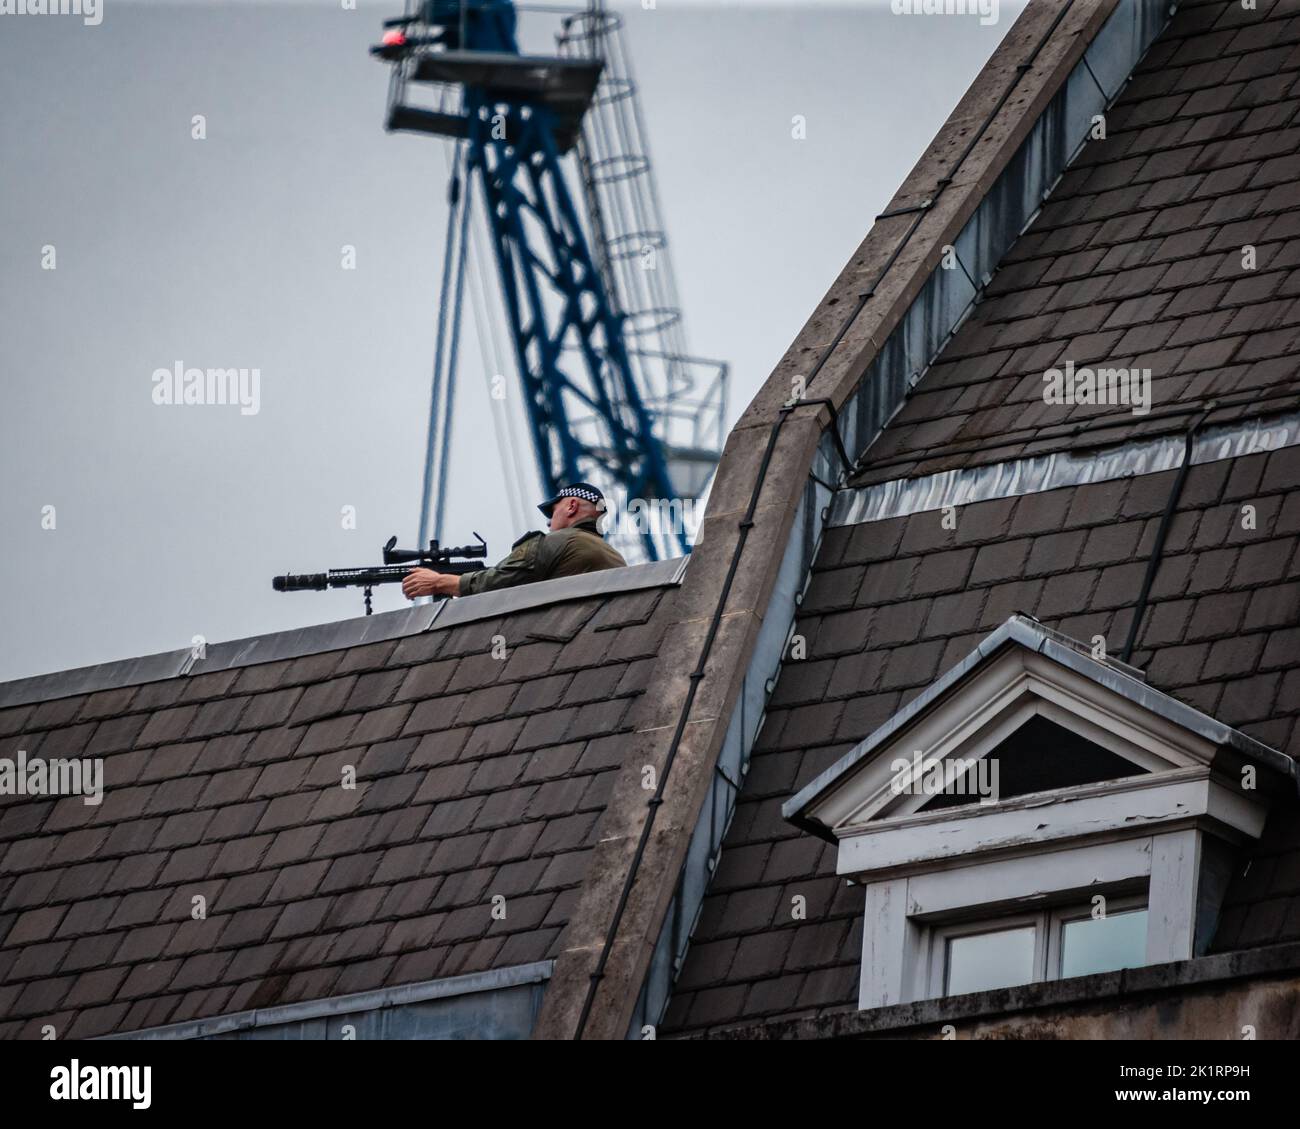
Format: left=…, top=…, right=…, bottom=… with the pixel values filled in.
left=782, top=614, right=1295, bottom=837
left=100, top=960, right=555, bottom=1041
left=0, top=557, right=686, bottom=710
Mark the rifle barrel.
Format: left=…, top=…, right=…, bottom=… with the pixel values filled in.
left=272, top=561, right=484, bottom=593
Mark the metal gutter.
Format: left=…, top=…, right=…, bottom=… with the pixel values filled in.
left=100, top=960, right=554, bottom=1041
left=782, top=614, right=1294, bottom=838
left=0, top=558, right=685, bottom=710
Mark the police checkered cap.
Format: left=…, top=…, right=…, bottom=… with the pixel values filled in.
left=538, top=482, right=606, bottom=516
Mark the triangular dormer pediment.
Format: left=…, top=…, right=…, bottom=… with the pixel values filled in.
left=784, top=617, right=1290, bottom=874
left=917, top=715, right=1147, bottom=814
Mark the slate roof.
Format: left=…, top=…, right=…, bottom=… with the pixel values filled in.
left=3, top=0, right=1298, bottom=1046
left=663, top=449, right=1300, bottom=1036
left=0, top=585, right=671, bottom=1039
left=663, top=0, right=1300, bottom=1036
left=852, top=0, right=1300, bottom=487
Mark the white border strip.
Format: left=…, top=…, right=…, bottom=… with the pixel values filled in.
left=830, top=413, right=1300, bottom=528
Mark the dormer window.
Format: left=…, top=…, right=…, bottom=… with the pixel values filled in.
left=784, top=617, right=1292, bottom=1011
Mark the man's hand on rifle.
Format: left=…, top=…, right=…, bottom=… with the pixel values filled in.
left=401, top=568, right=461, bottom=600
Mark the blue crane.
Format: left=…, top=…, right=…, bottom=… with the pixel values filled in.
left=372, top=0, right=727, bottom=562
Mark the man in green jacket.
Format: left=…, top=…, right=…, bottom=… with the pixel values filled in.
left=400, top=482, right=627, bottom=600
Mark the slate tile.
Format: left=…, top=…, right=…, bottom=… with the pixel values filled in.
left=1243, top=583, right=1300, bottom=630
left=5, top=906, right=68, bottom=947
left=350, top=704, right=414, bottom=746
left=217, top=871, right=278, bottom=912
left=343, top=668, right=407, bottom=713
left=244, top=727, right=304, bottom=765
left=457, top=684, right=518, bottom=726
left=182, top=696, right=251, bottom=740
left=237, top=687, right=304, bottom=733
left=107, top=851, right=169, bottom=893
left=137, top=707, right=200, bottom=749
left=269, top=898, right=333, bottom=940
left=333, top=640, right=399, bottom=677
left=1203, top=634, right=1267, bottom=678
left=422, top=795, right=484, bottom=838
left=209, top=905, right=280, bottom=950
left=180, top=672, right=243, bottom=707
left=287, top=677, right=357, bottom=727
left=401, top=696, right=468, bottom=737
left=284, top=651, right=345, bottom=686
left=479, top=822, right=544, bottom=866
left=25, top=697, right=85, bottom=730
left=261, top=825, right=326, bottom=869
left=203, top=801, right=268, bottom=843
left=296, top=715, right=359, bottom=755
left=686, top=985, right=749, bottom=1029
left=230, top=660, right=296, bottom=695
left=524, top=776, right=590, bottom=822
left=248, top=759, right=310, bottom=800
left=560, top=665, right=625, bottom=706
left=57, top=931, right=123, bottom=976
left=615, top=658, right=657, bottom=696
left=878, top=641, right=946, bottom=690
left=763, top=837, right=829, bottom=884
left=533, top=812, right=597, bottom=855
left=602, top=622, right=668, bottom=663
left=1219, top=671, right=1281, bottom=724
left=255, top=792, right=323, bottom=834
left=198, top=733, right=257, bottom=772
left=11, top=974, right=76, bottom=1017
left=395, top=659, right=459, bottom=702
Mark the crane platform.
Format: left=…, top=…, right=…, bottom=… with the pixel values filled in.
left=384, top=48, right=601, bottom=154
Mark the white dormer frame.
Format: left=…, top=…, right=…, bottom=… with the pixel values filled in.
left=783, top=617, right=1295, bottom=1010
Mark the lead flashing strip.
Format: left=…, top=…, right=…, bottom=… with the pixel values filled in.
left=100, top=961, right=555, bottom=1041
left=830, top=412, right=1300, bottom=528
left=0, top=558, right=686, bottom=709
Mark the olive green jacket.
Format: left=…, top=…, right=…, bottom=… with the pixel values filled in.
left=457, top=520, right=626, bottom=597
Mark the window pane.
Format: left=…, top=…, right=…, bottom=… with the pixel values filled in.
left=945, top=926, right=1035, bottom=996
left=1060, top=909, right=1147, bottom=979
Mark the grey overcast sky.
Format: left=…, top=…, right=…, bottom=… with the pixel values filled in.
left=0, top=0, right=1026, bottom=682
